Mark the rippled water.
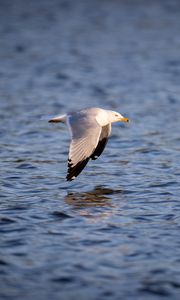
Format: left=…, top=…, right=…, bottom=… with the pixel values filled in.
left=1, top=0, right=180, bottom=299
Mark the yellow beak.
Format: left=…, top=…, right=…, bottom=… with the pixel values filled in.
left=119, top=117, right=129, bottom=122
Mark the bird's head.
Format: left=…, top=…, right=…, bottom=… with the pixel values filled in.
left=109, top=111, right=129, bottom=123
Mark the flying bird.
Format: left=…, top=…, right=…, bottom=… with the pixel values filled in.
left=49, top=107, right=129, bottom=181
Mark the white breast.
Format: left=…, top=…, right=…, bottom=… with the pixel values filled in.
left=95, top=109, right=109, bottom=126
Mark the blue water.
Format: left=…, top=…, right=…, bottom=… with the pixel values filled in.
left=0, top=0, right=180, bottom=299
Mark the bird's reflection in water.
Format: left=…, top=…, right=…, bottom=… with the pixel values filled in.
left=64, top=186, right=123, bottom=220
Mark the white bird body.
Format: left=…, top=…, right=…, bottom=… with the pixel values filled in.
left=49, top=107, right=129, bottom=181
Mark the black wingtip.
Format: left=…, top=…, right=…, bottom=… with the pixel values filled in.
left=66, top=158, right=89, bottom=181
left=66, top=168, right=76, bottom=181
left=90, top=137, right=108, bottom=160
left=66, top=175, right=76, bottom=181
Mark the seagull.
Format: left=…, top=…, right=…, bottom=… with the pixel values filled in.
left=49, top=107, right=129, bottom=181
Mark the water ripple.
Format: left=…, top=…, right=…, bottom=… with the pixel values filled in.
left=1, top=0, right=180, bottom=299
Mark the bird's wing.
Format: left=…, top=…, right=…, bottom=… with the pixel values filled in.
left=90, top=124, right=111, bottom=160
left=66, top=112, right=102, bottom=181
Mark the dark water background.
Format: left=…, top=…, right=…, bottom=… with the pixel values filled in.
left=0, top=0, right=180, bottom=299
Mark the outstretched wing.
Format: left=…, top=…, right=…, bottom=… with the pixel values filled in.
left=91, top=124, right=111, bottom=160
left=66, top=112, right=102, bottom=181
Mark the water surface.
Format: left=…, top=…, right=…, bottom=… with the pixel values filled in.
left=0, top=0, right=180, bottom=299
